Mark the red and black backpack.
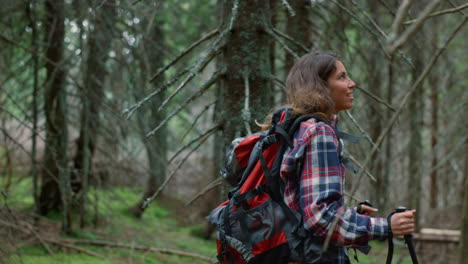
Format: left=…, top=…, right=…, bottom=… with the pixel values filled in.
left=208, top=108, right=360, bottom=264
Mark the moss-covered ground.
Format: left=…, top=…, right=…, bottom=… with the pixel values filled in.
left=1, top=177, right=414, bottom=263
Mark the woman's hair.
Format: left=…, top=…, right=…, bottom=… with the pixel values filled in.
left=258, top=51, right=339, bottom=131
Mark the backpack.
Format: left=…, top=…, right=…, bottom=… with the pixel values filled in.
left=208, top=108, right=359, bottom=264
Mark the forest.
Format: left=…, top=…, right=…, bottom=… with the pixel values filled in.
left=0, top=0, right=467, bottom=263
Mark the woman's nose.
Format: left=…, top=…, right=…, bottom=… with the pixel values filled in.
left=348, top=78, right=355, bottom=89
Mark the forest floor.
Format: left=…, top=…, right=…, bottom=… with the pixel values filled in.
left=0, top=177, right=416, bottom=264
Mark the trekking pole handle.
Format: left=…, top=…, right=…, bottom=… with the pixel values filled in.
left=394, top=206, right=419, bottom=264
left=356, top=200, right=373, bottom=214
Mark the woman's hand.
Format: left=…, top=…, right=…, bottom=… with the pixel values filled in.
left=355, top=204, right=378, bottom=216
left=390, top=210, right=416, bottom=236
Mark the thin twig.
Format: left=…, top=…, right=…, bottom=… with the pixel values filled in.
left=271, top=77, right=287, bottom=92
left=146, top=70, right=223, bottom=137
left=349, top=15, right=467, bottom=200
left=168, top=124, right=220, bottom=164
left=323, top=13, right=466, bottom=254
left=124, top=65, right=193, bottom=119
left=60, top=239, right=216, bottom=262
left=331, top=0, right=415, bottom=68
left=186, top=178, right=223, bottom=206
left=156, top=40, right=224, bottom=114
left=150, top=29, right=219, bottom=83
left=343, top=111, right=376, bottom=148
left=180, top=100, right=218, bottom=141
left=355, top=86, right=395, bottom=112
left=272, top=28, right=309, bottom=53
left=266, top=29, right=299, bottom=59
left=403, top=3, right=468, bottom=25
left=47, top=239, right=106, bottom=259
left=143, top=125, right=221, bottom=208
left=344, top=152, right=377, bottom=182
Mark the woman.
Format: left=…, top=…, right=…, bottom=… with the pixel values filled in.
left=276, top=52, right=416, bottom=263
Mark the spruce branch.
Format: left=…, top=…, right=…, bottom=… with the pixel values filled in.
left=156, top=40, right=224, bottom=114
left=180, top=100, right=217, bottom=142
left=272, top=28, right=309, bottom=53
left=266, top=29, right=299, bottom=60
left=146, top=70, right=223, bottom=137
left=143, top=125, right=221, bottom=208
left=149, top=29, right=219, bottom=83
left=186, top=177, right=223, bottom=206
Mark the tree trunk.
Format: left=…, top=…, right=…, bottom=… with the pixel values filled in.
left=215, top=0, right=273, bottom=142
left=26, top=1, right=40, bottom=214
left=205, top=0, right=274, bottom=237
left=129, top=13, right=167, bottom=218
left=408, top=45, right=424, bottom=230
left=38, top=0, right=71, bottom=232
left=72, top=0, right=116, bottom=225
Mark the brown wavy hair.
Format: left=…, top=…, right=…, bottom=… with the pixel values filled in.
left=258, top=51, right=338, bottom=131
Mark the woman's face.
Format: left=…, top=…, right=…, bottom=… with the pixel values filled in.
left=327, top=60, right=355, bottom=113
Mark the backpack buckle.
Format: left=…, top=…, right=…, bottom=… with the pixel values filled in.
left=263, top=135, right=278, bottom=145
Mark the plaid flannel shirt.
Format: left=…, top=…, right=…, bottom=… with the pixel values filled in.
left=280, top=117, right=389, bottom=263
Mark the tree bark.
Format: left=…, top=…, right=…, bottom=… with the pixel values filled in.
left=38, top=0, right=71, bottom=232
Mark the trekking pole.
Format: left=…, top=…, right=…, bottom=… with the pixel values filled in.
left=386, top=206, right=419, bottom=264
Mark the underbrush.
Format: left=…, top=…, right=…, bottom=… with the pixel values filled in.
left=1, top=177, right=415, bottom=264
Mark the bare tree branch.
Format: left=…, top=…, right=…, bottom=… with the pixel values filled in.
left=143, top=125, right=221, bottom=207
left=390, top=0, right=413, bottom=38
left=186, top=177, right=223, bottom=206
left=355, top=86, right=396, bottom=112
left=344, top=151, right=377, bottom=182
left=350, top=15, right=467, bottom=199
left=322, top=15, right=466, bottom=250
left=272, top=27, right=309, bottom=53
left=124, top=65, right=194, bottom=119
left=386, top=0, right=442, bottom=55
left=60, top=239, right=217, bottom=262
left=180, top=100, right=217, bottom=141
left=266, top=29, right=299, bottom=59
left=343, top=110, right=377, bottom=148
left=403, top=3, right=468, bottom=25
left=149, top=29, right=219, bottom=83
left=146, top=69, right=223, bottom=137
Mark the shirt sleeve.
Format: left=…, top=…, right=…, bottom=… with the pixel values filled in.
left=299, top=123, right=388, bottom=246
